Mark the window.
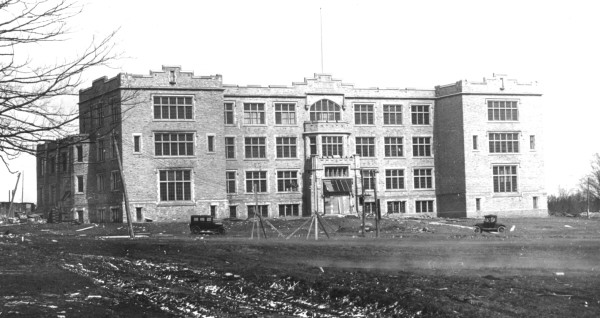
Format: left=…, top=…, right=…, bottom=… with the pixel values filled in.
left=243, top=103, right=265, bottom=125
left=111, top=98, right=119, bottom=123
left=488, top=100, right=518, bottom=121
left=354, top=104, right=374, bottom=125
left=159, top=170, right=192, bottom=201
left=276, top=137, right=297, bottom=158
left=248, top=205, right=269, bottom=218
left=277, top=171, right=298, bottom=192
left=412, top=137, right=432, bottom=157
left=48, top=156, right=56, bottom=174
left=493, top=165, right=518, bottom=193
left=133, top=135, right=141, bottom=153
left=76, top=175, right=84, bottom=193
left=476, top=198, right=481, bottom=211
left=533, top=196, right=539, bottom=209
left=38, top=187, right=43, bottom=205
left=246, top=171, right=267, bottom=193
left=383, top=104, right=402, bottom=125
left=226, top=171, right=236, bottom=193
left=97, top=208, right=105, bottom=222
left=111, top=139, right=117, bottom=159
left=60, top=152, right=68, bottom=172
left=154, top=133, right=194, bottom=156
left=136, top=207, right=143, bottom=222
left=49, top=185, right=55, bottom=204
left=363, top=202, right=377, bottom=214
left=224, top=102, right=234, bottom=124
left=275, top=103, right=296, bottom=125
left=229, top=206, right=237, bottom=218
left=356, top=137, right=375, bottom=157
left=110, top=207, right=122, bottom=223
left=111, top=171, right=121, bottom=191
left=97, top=139, right=105, bottom=162
left=210, top=205, right=216, bottom=217
left=473, top=136, right=478, bottom=150
left=384, top=137, right=403, bottom=157
left=207, top=135, right=215, bottom=152
left=96, top=103, right=104, bottom=127
left=245, top=137, right=266, bottom=159
left=153, top=96, right=193, bottom=120
left=530, top=135, right=536, bottom=150
left=489, top=133, right=519, bottom=153
left=413, top=168, right=433, bottom=189
left=322, top=136, right=343, bottom=156
left=325, top=166, right=348, bottom=177
left=385, top=169, right=405, bottom=190
left=40, top=159, right=46, bottom=176
left=76, top=145, right=83, bottom=162
left=225, top=137, right=235, bottom=159
left=415, top=200, right=434, bottom=213
left=411, top=105, right=430, bottom=125
left=309, top=137, right=317, bottom=156
left=387, top=201, right=406, bottom=214
left=310, top=99, right=341, bottom=121
left=362, top=170, right=376, bottom=190
left=96, top=174, right=105, bottom=191
left=279, top=204, right=299, bottom=217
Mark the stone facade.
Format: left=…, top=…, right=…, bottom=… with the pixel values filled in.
left=36, top=67, right=548, bottom=222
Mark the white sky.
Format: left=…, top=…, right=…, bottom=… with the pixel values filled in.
left=2, top=0, right=599, bottom=203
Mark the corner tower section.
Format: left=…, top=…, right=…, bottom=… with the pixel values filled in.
left=435, top=74, right=547, bottom=218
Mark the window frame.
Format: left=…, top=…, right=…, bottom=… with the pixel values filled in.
left=158, top=169, right=193, bottom=202
left=385, top=169, right=405, bottom=190
left=276, top=137, right=297, bottom=159
left=225, top=137, right=236, bottom=159
left=322, top=136, right=344, bottom=157
left=246, top=170, right=268, bottom=193
left=415, top=200, right=434, bottom=213
left=361, top=169, right=377, bottom=191
left=224, top=102, right=235, bottom=125
left=354, top=104, right=374, bottom=125
left=356, top=137, right=376, bottom=158
left=383, top=104, right=403, bottom=125
left=243, top=103, right=266, bottom=125
left=412, top=137, right=432, bottom=157
left=76, top=175, right=84, bottom=193
left=487, top=100, right=519, bottom=121
left=488, top=132, right=520, bottom=154
left=277, top=170, right=299, bottom=192
left=274, top=102, right=297, bottom=125
left=248, top=204, right=269, bottom=218
left=411, top=104, right=431, bottom=125
left=111, top=170, right=121, bottom=191
left=310, top=99, right=341, bottom=122
left=133, top=134, right=142, bottom=154
left=279, top=204, right=300, bottom=217
left=207, top=134, right=215, bottom=153
left=387, top=201, right=406, bottom=214
left=154, top=132, right=195, bottom=157
left=492, top=165, right=518, bottom=193
left=153, top=95, right=194, bottom=121
left=244, top=136, right=267, bottom=159
left=384, top=137, right=403, bottom=157
left=413, top=168, right=433, bottom=189
left=226, top=171, right=237, bottom=194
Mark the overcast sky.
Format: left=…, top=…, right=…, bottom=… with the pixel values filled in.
left=2, top=0, right=599, bottom=203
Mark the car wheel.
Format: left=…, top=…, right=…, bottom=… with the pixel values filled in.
left=474, top=227, right=481, bottom=233
left=191, top=226, right=201, bottom=234
left=498, top=226, right=506, bottom=233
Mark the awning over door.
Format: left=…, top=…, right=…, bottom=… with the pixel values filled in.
left=323, top=179, right=353, bottom=194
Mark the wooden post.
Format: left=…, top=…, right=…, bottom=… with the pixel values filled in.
left=372, top=170, right=379, bottom=238
left=7, top=172, right=21, bottom=219
left=112, top=133, right=135, bottom=239
left=361, top=169, right=366, bottom=237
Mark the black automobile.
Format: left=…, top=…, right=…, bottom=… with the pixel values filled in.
left=189, top=215, right=225, bottom=234
left=473, top=214, right=507, bottom=233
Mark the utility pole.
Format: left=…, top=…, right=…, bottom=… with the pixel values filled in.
left=372, top=170, right=379, bottom=238
left=587, top=177, right=590, bottom=218
left=7, top=172, right=21, bottom=219
left=361, top=169, right=366, bottom=237
left=112, top=133, right=135, bottom=238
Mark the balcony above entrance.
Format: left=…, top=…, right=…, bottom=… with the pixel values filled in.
left=303, top=121, right=351, bottom=134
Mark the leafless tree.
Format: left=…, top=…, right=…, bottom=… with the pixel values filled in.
left=580, top=153, right=600, bottom=201
left=0, top=0, right=119, bottom=171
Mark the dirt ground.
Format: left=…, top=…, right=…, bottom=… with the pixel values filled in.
left=1, top=215, right=600, bottom=317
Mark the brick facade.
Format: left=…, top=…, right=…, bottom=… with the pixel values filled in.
left=35, top=67, right=547, bottom=222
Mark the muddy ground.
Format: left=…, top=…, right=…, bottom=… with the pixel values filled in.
left=1, top=215, right=600, bottom=317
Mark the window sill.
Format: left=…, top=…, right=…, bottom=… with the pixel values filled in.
left=153, top=119, right=196, bottom=122
left=275, top=124, right=298, bottom=127
left=275, top=158, right=301, bottom=161
left=492, top=193, right=522, bottom=198
left=277, top=191, right=302, bottom=194
left=244, top=158, right=268, bottom=161
left=157, top=202, right=196, bottom=207
left=383, top=156, right=406, bottom=159
left=154, top=156, right=197, bottom=159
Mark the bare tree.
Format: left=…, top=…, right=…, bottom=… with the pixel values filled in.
left=0, top=0, right=119, bottom=170
left=580, top=153, right=600, bottom=204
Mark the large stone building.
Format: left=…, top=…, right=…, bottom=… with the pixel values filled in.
left=36, top=66, right=547, bottom=222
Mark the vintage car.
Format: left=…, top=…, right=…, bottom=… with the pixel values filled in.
left=189, top=215, right=225, bottom=234
left=473, top=214, right=507, bottom=233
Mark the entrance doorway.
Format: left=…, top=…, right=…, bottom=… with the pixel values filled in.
left=322, top=178, right=353, bottom=215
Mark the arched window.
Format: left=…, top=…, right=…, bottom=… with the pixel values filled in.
left=310, top=99, right=341, bottom=122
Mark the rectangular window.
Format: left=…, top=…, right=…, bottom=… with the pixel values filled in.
left=76, top=175, right=84, bottom=193
left=383, top=104, right=402, bottom=125
left=154, top=133, right=194, bottom=156
left=97, top=139, right=105, bottom=162
left=133, top=135, right=141, bottom=153
left=111, top=139, right=117, bottom=159
left=413, top=168, right=433, bottom=189
left=325, top=166, right=348, bottom=178
left=488, top=100, right=518, bottom=121
left=136, top=207, right=143, bottom=222
left=354, top=104, right=374, bottom=125
left=384, top=137, right=403, bottom=157
left=210, top=205, right=216, bottom=218
left=489, top=133, right=519, bottom=153
left=246, top=171, right=267, bottom=193
left=493, top=165, right=518, bottom=193
left=207, top=135, right=215, bottom=152
left=248, top=205, right=269, bottom=218
left=76, top=145, right=83, bottom=162
left=40, top=159, right=46, bottom=176
left=226, top=171, right=236, bottom=193
left=49, top=185, right=55, bottom=204
left=96, top=103, right=104, bottom=127
left=276, top=137, right=297, bottom=158
left=530, top=135, right=535, bottom=150
left=60, top=152, right=68, bottom=172
left=277, top=171, right=298, bottom=192
left=533, top=196, right=539, bottom=209
left=110, top=207, right=122, bottom=223
left=356, top=137, right=375, bottom=157
left=387, top=201, right=406, bottom=214
left=279, top=204, right=300, bottom=217
left=473, top=135, right=478, bottom=150
left=111, top=98, right=119, bottom=123
left=385, top=169, right=405, bottom=190
left=244, top=137, right=266, bottom=159
left=275, top=103, right=296, bottom=125
left=224, top=102, right=235, bottom=124
left=243, top=103, right=265, bottom=125
left=225, top=137, right=235, bottom=159
left=415, top=200, right=434, bottom=213
left=322, top=136, right=343, bottom=157
left=96, top=174, right=105, bottom=191
left=412, top=137, right=432, bottom=157
left=153, top=96, right=193, bottom=120
left=111, top=171, right=121, bottom=191
left=363, top=202, right=376, bottom=214
left=309, top=137, right=317, bottom=156
left=362, top=170, right=376, bottom=190
left=159, top=170, right=192, bottom=201
left=229, top=206, right=237, bottom=218
left=411, top=105, right=430, bottom=125
left=476, top=198, right=481, bottom=211
left=49, top=156, right=56, bottom=174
